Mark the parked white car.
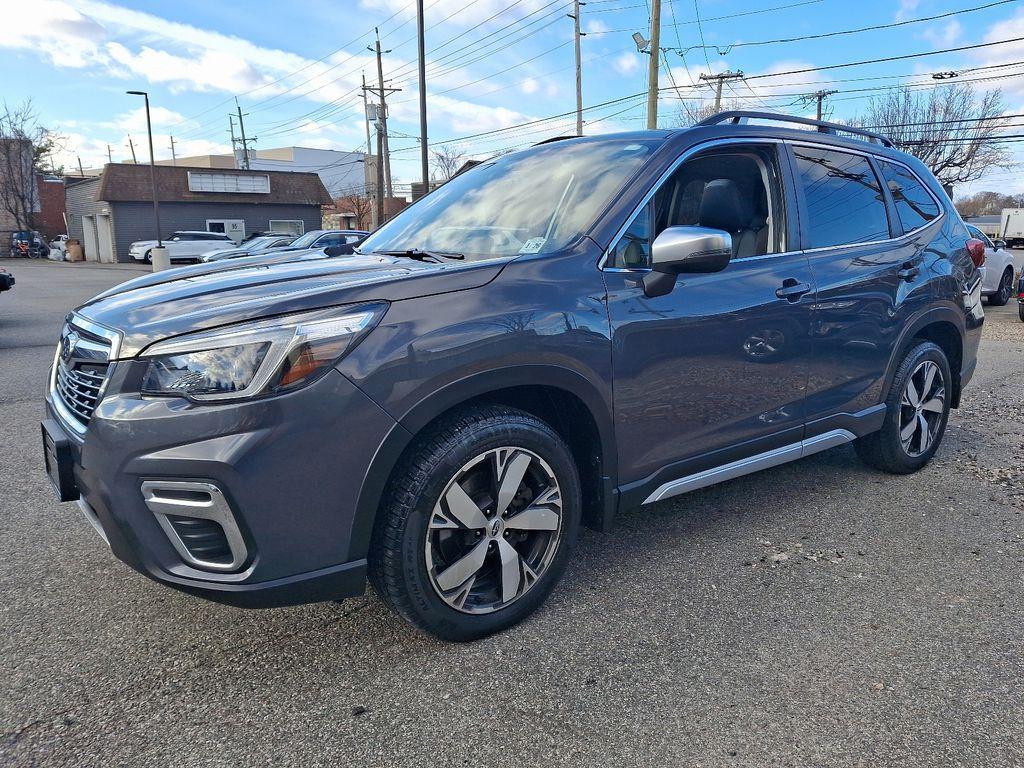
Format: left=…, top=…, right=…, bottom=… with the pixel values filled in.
left=966, top=224, right=1017, bottom=306
left=128, top=231, right=234, bottom=263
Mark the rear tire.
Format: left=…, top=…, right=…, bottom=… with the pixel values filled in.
left=143, top=250, right=152, bottom=264
left=988, top=267, right=1014, bottom=306
left=855, top=341, right=951, bottom=474
left=369, top=405, right=581, bottom=641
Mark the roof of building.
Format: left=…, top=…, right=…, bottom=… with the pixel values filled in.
left=95, top=163, right=332, bottom=206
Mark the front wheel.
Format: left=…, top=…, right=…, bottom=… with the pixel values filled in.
left=369, top=406, right=581, bottom=641
left=988, top=268, right=1014, bottom=306
left=855, top=341, right=951, bottom=474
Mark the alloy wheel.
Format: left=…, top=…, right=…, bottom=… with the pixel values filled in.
left=425, top=447, right=563, bottom=614
left=998, top=270, right=1013, bottom=304
left=898, top=360, right=945, bottom=457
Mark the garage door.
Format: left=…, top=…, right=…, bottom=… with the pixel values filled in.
left=82, top=216, right=98, bottom=261
left=97, top=214, right=115, bottom=263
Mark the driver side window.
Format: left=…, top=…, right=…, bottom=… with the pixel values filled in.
left=606, top=144, right=786, bottom=269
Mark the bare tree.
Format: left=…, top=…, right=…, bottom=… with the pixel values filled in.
left=0, top=101, right=45, bottom=232
left=335, top=193, right=374, bottom=230
left=856, top=84, right=1013, bottom=187
left=430, top=145, right=467, bottom=182
left=953, top=190, right=1024, bottom=218
left=671, top=98, right=747, bottom=127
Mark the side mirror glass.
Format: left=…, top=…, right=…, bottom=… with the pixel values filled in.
left=993, top=239, right=1006, bottom=250
left=642, top=226, right=732, bottom=298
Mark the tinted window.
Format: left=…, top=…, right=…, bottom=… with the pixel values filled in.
left=606, top=145, right=785, bottom=268
left=793, top=147, right=890, bottom=248
left=877, top=161, right=940, bottom=233
left=317, top=234, right=346, bottom=247
left=607, top=203, right=652, bottom=268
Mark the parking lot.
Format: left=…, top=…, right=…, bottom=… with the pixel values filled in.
left=1, top=258, right=1022, bottom=767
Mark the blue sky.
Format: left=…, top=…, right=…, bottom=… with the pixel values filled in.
left=4, top=0, right=1024, bottom=193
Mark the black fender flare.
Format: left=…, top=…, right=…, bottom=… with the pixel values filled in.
left=347, top=364, right=617, bottom=561
left=880, top=304, right=966, bottom=405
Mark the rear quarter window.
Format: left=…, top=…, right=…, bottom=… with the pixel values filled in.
left=793, top=146, right=890, bottom=249
left=877, top=161, right=940, bottom=233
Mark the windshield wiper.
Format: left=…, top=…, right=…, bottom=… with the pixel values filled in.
left=377, top=248, right=466, bottom=262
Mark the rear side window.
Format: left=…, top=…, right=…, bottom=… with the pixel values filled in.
left=793, top=147, right=890, bottom=249
left=876, top=161, right=940, bottom=233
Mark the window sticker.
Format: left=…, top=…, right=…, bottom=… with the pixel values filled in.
left=519, top=237, right=547, bottom=254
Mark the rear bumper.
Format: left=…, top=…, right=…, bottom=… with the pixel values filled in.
left=46, top=367, right=402, bottom=608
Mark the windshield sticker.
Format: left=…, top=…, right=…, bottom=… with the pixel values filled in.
left=519, top=237, right=546, bottom=254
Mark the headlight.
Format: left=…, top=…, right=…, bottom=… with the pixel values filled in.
left=139, top=303, right=387, bottom=401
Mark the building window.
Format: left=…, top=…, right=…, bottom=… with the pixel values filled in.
left=269, top=220, right=304, bottom=236
left=187, top=172, right=271, bottom=194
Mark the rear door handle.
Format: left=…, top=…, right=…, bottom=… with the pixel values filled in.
left=898, top=259, right=922, bottom=281
left=775, top=279, right=812, bottom=302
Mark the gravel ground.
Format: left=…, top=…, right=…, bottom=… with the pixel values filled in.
left=1, top=259, right=1022, bottom=768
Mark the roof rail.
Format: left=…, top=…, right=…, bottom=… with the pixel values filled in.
left=695, top=111, right=894, bottom=148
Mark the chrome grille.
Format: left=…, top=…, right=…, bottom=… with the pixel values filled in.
left=52, top=317, right=118, bottom=430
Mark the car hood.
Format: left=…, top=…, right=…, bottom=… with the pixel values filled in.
left=76, top=250, right=510, bottom=357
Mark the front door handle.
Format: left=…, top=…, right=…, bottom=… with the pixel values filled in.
left=775, top=279, right=812, bottom=302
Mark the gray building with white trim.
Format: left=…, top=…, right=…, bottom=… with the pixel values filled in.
left=66, top=164, right=331, bottom=263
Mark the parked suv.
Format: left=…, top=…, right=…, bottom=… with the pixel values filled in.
left=42, top=113, right=984, bottom=640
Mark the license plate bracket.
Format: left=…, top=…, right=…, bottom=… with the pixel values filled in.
left=41, top=419, right=79, bottom=502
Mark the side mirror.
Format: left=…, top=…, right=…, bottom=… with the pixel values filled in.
left=994, top=239, right=1006, bottom=250
left=641, top=226, right=732, bottom=298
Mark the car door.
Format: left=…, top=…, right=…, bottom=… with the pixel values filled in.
left=790, top=144, right=935, bottom=431
left=604, top=141, right=816, bottom=488
left=965, top=224, right=999, bottom=293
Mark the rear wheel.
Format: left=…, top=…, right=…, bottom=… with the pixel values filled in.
left=143, top=250, right=152, bottom=264
left=988, top=267, right=1014, bottom=306
left=855, top=341, right=951, bottom=474
left=369, top=406, right=581, bottom=641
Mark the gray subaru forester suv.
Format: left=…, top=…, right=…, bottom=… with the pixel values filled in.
left=43, top=113, right=984, bottom=640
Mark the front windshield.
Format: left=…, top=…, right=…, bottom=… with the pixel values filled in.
left=242, top=237, right=272, bottom=251
left=359, top=136, right=661, bottom=260
left=289, top=231, right=321, bottom=248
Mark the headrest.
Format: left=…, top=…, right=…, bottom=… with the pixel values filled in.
left=698, top=179, right=756, bottom=233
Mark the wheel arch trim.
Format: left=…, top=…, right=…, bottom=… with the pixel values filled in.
left=347, top=365, right=616, bottom=561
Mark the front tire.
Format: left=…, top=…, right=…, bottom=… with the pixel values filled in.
left=988, top=268, right=1014, bottom=306
left=369, top=406, right=581, bottom=641
left=855, top=341, right=951, bottom=474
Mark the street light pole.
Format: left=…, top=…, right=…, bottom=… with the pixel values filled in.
left=416, top=0, right=430, bottom=194
left=127, top=90, right=165, bottom=269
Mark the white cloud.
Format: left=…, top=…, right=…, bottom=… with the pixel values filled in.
left=614, top=53, right=641, bottom=75
left=585, top=19, right=609, bottom=35
left=921, top=20, right=963, bottom=47
left=521, top=78, right=540, bottom=95
left=358, top=0, right=548, bottom=28
left=896, top=0, right=921, bottom=22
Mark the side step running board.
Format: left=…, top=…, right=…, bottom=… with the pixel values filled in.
left=643, top=429, right=857, bottom=504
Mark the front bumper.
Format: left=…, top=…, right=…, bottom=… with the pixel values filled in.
left=46, top=366, right=403, bottom=608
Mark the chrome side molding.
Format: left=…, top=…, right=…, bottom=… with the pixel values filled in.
left=643, top=428, right=857, bottom=504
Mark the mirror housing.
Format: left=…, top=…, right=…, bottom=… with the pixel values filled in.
left=641, top=226, right=732, bottom=298
left=993, top=238, right=1006, bottom=250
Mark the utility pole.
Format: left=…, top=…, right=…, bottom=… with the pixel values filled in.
left=416, top=0, right=430, bottom=192
left=370, top=29, right=395, bottom=199
left=645, top=0, right=661, bottom=129
left=169, top=135, right=178, bottom=166
left=236, top=102, right=251, bottom=170
left=106, top=145, right=113, bottom=164
left=570, top=0, right=584, bottom=135
left=127, top=134, right=138, bottom=164
left=699, top=70, right=745, bottom=112
left=229, top=114, right=238, bottom=164
left=77, top=156, right=85, bottom=177
left=806, top=89, right=839, bottom=120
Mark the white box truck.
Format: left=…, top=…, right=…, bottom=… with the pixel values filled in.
left=1000, top=208, right=1024, bottom=248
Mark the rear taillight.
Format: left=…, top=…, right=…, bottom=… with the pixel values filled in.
left=966, top=238, right=986, bottom=268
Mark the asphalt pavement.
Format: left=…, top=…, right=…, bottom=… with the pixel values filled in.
left=1, top=258, right=1022, bottom=767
